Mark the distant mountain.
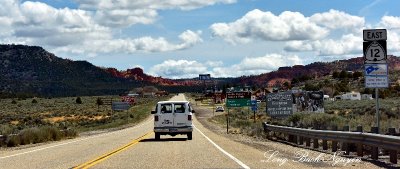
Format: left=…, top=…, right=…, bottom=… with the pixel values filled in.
left=105, top=67, right=201, bottom=86
left=0, top=44, right=140, bottom=97
left=2, top=44, right=398, bottom=97
left=237, top=56, right=400, bottom=87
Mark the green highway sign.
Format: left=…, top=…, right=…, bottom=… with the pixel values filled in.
left=226, top=92, right=251, bottom=107
left=226, top=98, right=250, bottom=107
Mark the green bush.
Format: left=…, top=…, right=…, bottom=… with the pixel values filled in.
left=76, top=97, right=82, bottom=104
left=286, top=113, right=304, bottom=125
left=96, top=97, right=103, bottom=107
left=286, top=113, right=346, bottom=129
left=4, top=126, right=77, bottom=147
left=6, top=135, right=20, bottom=147
left=0, top=124, right=14, bottom=135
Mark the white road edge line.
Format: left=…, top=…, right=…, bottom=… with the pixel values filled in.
left=0, top=119, right=152, bottom=160
left=194, top=126, right=250, bottom=169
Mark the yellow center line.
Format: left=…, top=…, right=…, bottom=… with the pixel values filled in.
left=73, top=131, right=153, bottom=169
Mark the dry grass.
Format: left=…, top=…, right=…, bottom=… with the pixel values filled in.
left=0, top=95, right=170, bottom=147
left=209, top=97, right=400, bottom=137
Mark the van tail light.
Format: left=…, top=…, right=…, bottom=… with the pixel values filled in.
left=155, top=115, right=159, bottom=122
left=188, top=115, right=192, bottom=121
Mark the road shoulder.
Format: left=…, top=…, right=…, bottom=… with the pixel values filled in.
left=193, top=104, right=382, bottom=169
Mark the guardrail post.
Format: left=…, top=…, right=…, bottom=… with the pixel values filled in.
left=371, top=127, right=379, bottom=160
left=322, top=126, right=328, bottom=150
left=313, top=126, right=319, bottom=149
left=299, top=136, right=303, bottom=145
left=305, top=127, right=311, bottom=147
left=342, top=126, right=350, bottom=155
left=298, top=126, right=304, bottom=145
left=332, top=126, right=338, bottom=152
left=292, top=131, right=297, bottom=144
left=297, top=124, right=304, bottom=145
left=356, top=126, right=363, bottom=157
left=263, top=123, right=270, bottom=139
left=388, top=128, right=397, bottom=164
left=288, top=134, right=293, bottom=143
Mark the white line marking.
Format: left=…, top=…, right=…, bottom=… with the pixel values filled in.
left=0, top=119, right=152, bottom=160
left=194, top=126, right=250, bottom=169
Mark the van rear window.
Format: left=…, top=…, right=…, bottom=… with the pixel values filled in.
left=174, top=104, right=186, bottom=113
left=160, top=104, right=172, bottom=113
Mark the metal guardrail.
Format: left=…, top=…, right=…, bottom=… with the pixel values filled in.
left=263, top=122, right=400, bottom=164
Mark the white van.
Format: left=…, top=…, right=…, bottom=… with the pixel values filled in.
left=151, top=101, right=194, bottom=140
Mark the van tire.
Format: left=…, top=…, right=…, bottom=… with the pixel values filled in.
left=187, top=132, right=192, bottom=140
left=155, top=133, right=160, bottom=140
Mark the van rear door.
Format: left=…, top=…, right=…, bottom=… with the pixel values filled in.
left=157, top=103, right=174, bottom=127
left=173, top=103, right=191, bottom=127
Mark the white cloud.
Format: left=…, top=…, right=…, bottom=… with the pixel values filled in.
left=283, top=14, right=400, bottom=56
left=380, top=16, right=400, bottom=29
left=149, top=54, right=302, bottom=78
left=387, top=31, right=400, bottom=52
left=310, top=9, right=365, bottom=32
left=0, top=0, right=203, bottom=54
left=1, top=1, right=112, bottom=48
left=284, top=34, right=362, bottom=56
left=0, top=0, right=22, bottom=37
left=76, top=0, right=237, bottom=27
left=213, top=54, right=302, bottom=77
left=210, top=9, right=329, bottom=44
left=149, top=60, right=208, bottom=79
left=205, top=61, right=223, bottom=67
left=54, top=30, right=202, bottom=54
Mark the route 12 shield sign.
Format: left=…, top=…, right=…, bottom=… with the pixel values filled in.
left=363, top=40, right=387, bottom=64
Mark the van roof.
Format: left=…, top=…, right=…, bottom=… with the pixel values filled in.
left=157, top=101, right=189, bottom=104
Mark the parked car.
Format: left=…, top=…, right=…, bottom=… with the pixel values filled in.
left=215, top=106, right=224, bottom=112
left=151, top=101, right=194, bottom=140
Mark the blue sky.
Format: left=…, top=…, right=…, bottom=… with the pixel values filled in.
left=2, top=0, right=400, bottom=79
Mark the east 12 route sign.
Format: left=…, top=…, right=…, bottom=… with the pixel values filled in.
left=363, top=29, right=387, bottom=64
left=363, top=29, right=389, bottom=88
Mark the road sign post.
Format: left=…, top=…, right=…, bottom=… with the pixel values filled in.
left=251, top=99, right=257, bottom=122
left=363, top=29, right=388, bottom=133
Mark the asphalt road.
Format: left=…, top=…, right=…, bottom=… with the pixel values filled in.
left=0, top=94, right=379, bottom=169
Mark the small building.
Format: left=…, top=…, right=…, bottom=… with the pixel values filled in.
left=143, top=92, right=155, bottom=97
left=361, top=94, right=373, bottom=100
left=341, top=92, right=361, bottom=100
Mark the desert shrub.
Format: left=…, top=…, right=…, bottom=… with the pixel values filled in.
left=31, top=99, right=38, bottom=104
left=19, top=128, right=37, bottom=145
left=234, top=120, right=252, bottom=128
left=96, top=97, right=103, bottom=107
left=6, top=135, right=20, bottom=147
left=76, top=97, right=82, bottom=104
left=62, top=129, right=77, bottom=138
left=286, top=113, right=346, bottom=129
left=11, top=100, right=17, bottom=104
left=286, top=113, right=305, bottom=125
left=0, top=124, right=14, bottom=135
left=4, top=126, right=75, bottom=147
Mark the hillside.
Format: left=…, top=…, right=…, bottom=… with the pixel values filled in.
left=0, top=45, right=140, bottom=97
left=1, top=44, right=399, bottom=97
left=105, top=67, right=201, bottom=86
left=238, top=56, right=400, bottom=87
